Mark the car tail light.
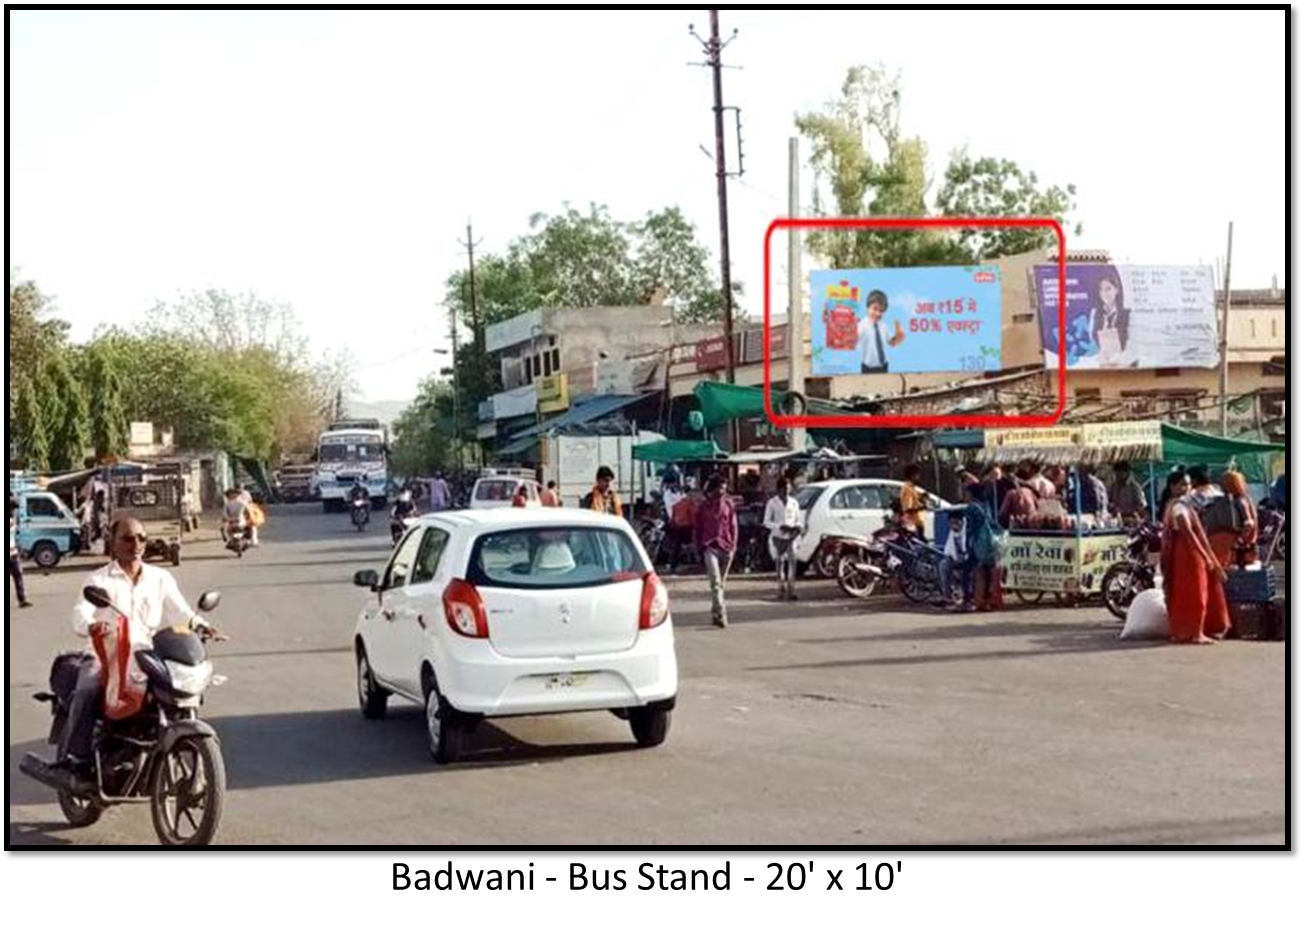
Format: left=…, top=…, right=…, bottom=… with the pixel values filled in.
left=443, top=578, right=489, bottom=638
left=639, top=572, right=669, bottom=630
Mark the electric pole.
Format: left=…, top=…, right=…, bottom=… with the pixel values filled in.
left=787, top=136, right=806, bottom=452
left=692, top=10, right=740, bottom=385
left=458, top=221, right=485, bottom=467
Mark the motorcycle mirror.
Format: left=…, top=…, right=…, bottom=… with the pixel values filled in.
left=83, top=586, right=114, bottom=609
left=353, top=569, right=380, bottom=589
left=197, top=590, right=222, bottom=612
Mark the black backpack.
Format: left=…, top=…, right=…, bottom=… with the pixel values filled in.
left=1199, top=494, right=1242, bottom=535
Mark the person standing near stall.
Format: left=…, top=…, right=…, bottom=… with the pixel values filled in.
left=695, top=475, right=738, bottom=628
left=899, top=464, right=927, bottom=536
left=1160, top=470, right=1227, bottom=644
left=763, top=476, right=803, bottom=602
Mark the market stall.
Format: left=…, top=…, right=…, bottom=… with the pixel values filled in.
left=975, top=420, right=1285, bottom=603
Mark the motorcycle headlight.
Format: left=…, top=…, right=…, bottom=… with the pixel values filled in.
left=165, top=660, right=213, bottom=695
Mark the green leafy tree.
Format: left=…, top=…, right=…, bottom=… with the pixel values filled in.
left=8, top=273, right=70, bottom=389
left=797, top=65, right=1078, bottom=268
left=45, top=354, right=91, bottom=471
left=390, top=375, right=462, bottom=477
left=13, top=376, right=50, bottom=471
left=935, top=153, right=1081, bottom=259
left=82, top=346, right=131, bottom=460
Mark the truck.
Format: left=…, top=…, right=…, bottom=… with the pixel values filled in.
left=538, top=432, right=665, bottom=509
left=275, top=454, right=317, bottom=503
left=312, top=419, right=389, bottom=511
left=11, top=484, right=83, bottom=569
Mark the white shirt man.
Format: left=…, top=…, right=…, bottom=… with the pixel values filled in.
left=763, top=485, right=804, bottom=602
left=662, top=485, right=685, bottom=524
left=856, top=296, right=904, bottom=373
left=73, top=559, right=207, bottom=650
left=762, top=493, right=803, bottom=540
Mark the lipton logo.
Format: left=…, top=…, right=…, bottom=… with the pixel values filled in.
left=974, top=271, right=996, bottom=283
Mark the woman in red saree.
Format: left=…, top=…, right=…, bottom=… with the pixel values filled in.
left=1160, top=472, right=1227, bottom=644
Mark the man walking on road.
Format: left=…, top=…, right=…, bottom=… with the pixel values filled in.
left=695, top=475, right=738, bottom=628
left=763, top=476, right=802, bottom=602
left=9, top=496, right=32, bottom=609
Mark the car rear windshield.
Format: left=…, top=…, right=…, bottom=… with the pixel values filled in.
left=474, top=480, right=516, bottom=502
left=794, top=485, right=826, bottom=511
left=467, top=527, right=645, bottom=589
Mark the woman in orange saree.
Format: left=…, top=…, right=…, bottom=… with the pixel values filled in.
left=1160, top=472, right=1226, bottom=644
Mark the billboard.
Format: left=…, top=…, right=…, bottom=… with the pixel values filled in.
left=1032, top=264, right=1217, bottom=369
left=809, top=266, right=1002, bottom=376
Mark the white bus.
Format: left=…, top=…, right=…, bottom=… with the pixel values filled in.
left=312, top=420, right=389, bottom=511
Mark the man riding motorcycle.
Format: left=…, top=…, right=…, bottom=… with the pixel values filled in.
left=54, top=517, right=226, bottom=785
left=348, top=481, right=371, bottom=528
left=221, top=487, right=252, bottom=549
left=390, top=488, right=419, bottom=543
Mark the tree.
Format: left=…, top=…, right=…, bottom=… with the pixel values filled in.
left=44, top=354, right=90, bottom=471
left=797, top=65, right=1078, bottom=268
left=148, top=288, right=306, bottom=361
left=9, top=273, right=69, bottom=392
left=935, top=153, right=1081, bottom=260
left=518, top=204, right=640, bottom=308
left=82, top=345, right=130, bottom=460
left=632, top=207, right=742, bottom=324
left=13, top=376, right=50, bottom=471
left=389, top=375, right=462, bottom=477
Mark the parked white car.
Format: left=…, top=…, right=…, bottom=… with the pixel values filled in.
left=352, top=508, right=677, bottom=763
left=793, top=479, right=949, bottom=576
left=468, top=476, right=541, bottom=509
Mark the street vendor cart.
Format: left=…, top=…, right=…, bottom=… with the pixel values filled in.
left=969, top=420, right=1285, bottom=605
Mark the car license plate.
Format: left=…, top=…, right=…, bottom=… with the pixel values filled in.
left=545, top=672, right=591, bottom=690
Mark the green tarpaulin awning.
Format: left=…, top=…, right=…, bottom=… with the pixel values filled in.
left=1159, top=424, right=1283, bottom=462
left=632, top=440, right=725, bottom=463
left=693, top=381, right=846, bottom=427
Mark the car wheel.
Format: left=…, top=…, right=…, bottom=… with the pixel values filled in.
left=1013, top=589, right=1045, bottom=605
left=356, top=646, right=389, bottom=720
left=629, top=705, right=671, bottom=747
left=32, top=541, right=61, bottom=570
left=422, top=671, right=465, bottom=764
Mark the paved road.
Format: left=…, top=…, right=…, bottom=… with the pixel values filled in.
left=8, top=504, right=1286, bottom=845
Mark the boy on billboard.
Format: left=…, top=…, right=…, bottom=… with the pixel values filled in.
left=858, top=289, right=905, bottom=373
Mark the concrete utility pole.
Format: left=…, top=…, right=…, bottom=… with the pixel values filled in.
left=1219, top=220, right=1234, bottom=436
left=690, top=10, right=740, bottom=385
left=460, top=222, right=484, bottom=354
left=787, top=136, right=806, bottom=452
left=708, top=10, right=736, bottom=386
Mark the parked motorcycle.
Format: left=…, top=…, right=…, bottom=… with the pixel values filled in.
left=20, top=586, right=228, bottom=846
left=1101, top=521, right=1161, bottom=619
left=833, top=522, right=910, bottom=599
left=1258, top=504, right=1286, bottom=563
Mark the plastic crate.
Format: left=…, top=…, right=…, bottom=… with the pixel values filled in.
left=1223, top=566, right=1277, bottom=604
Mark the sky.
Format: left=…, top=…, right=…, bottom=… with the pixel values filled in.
left=7, top=8, right=1287, bottom=403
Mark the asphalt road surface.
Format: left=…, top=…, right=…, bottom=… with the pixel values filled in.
left=7, top=504, right=1286, bottom=845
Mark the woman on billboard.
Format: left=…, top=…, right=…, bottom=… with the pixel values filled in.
left=1088, top=267, right=1132, bottom=367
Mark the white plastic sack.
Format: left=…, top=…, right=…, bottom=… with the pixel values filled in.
left=1120, top=587, right=1169, bottom=640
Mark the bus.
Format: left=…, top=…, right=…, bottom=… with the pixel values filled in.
left=312, top=420, right=389, bottom=511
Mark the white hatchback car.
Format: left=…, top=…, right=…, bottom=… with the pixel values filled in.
left=793, top=479, right=949, bottom=576
left=352, top=508, right=677, bottom=763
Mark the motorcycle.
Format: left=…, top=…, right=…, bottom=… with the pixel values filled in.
left=1101, top=522, right=1161, bottom=619
left=390, top=512, right=418, bottom=545
left=223, top=519, right=251, bottom=557
left=20, top=586, right=228, bottom=846
left=1258, top=504, right=1286, bottom=563
left=833, top=529, right=892, bottom=599
left=350, top=491, right=371, bottom=531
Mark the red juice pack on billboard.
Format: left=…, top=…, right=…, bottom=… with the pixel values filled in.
left=823, top=280, right=860, bottom=351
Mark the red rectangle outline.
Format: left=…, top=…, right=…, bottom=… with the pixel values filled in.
left=763, top=216, right=1066, bottom=429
